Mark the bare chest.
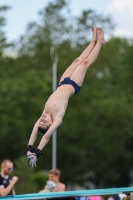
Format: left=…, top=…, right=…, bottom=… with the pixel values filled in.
left=44, top=89, right=69, bottom=119
left=44, top=85, right=74, bottom=119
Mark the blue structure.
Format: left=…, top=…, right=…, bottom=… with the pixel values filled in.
left=0, top=187, right=133, bottom=200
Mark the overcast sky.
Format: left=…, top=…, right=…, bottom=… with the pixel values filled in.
left=1, top=0, right=133, bottom=42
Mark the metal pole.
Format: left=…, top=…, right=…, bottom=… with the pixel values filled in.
left=50, top=46, right=58, bottom=169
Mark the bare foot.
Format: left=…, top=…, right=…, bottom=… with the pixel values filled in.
left=96, top=27, right=105, bottom=45
left=92, top=26, right=97, bottom=43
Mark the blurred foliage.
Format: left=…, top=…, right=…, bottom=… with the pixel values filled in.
left=0, top=5, right=14, bottom=54
left=0, top=0, right=133, bottom=194
left=32, top=171, right=48, bottom=191
left=12, top=156, right=38, bottom=194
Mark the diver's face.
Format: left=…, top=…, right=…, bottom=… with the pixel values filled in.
left=39, top=113, right=52, bottom=129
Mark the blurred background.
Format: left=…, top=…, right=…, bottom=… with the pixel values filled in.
left=0, top=0, right=133, bottom=194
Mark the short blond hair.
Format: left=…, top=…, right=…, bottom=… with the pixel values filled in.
left=48, top=169, right=61, bottom=176
left=1, top=159, right=13, bottom=167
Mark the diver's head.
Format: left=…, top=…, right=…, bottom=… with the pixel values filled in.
left=38, top=113, right=52, bottom=134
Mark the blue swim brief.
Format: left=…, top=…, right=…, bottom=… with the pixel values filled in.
left=57, top=77, right=81, bottom=95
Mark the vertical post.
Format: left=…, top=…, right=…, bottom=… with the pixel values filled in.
left=50, top=46, right=58, bottom=169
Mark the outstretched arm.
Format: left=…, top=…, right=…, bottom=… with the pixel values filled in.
left=28, top=120, right=40, bottom=146
left=27, top=118, right=62, bottom=167
left=37, top=118, right=62, bottom=150
left=27, top=120, right=40, bottom=168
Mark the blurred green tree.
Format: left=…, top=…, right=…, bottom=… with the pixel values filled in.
left=13, top=156, right=38, bottom=194
left=0, top=5, right=12, bottom=54
left=32, top=171, right=47, bottom=191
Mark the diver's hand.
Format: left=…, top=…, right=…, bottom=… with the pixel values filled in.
left=27, top=152, right=37, bottom=167
left=27, top=147, right=42, bottom=167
